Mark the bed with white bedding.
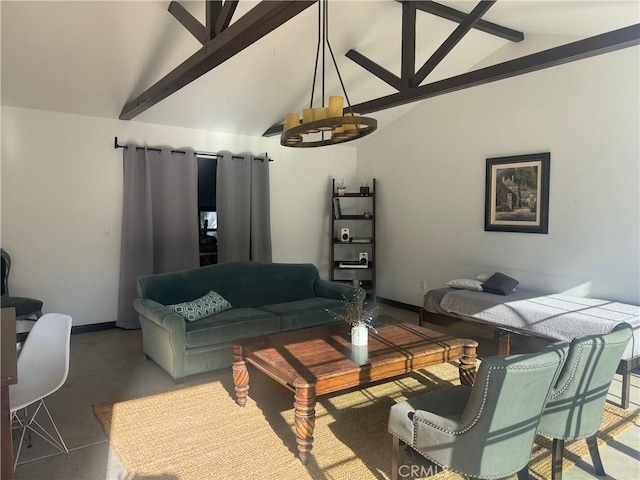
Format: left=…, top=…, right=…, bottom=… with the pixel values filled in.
left=421, top=287, right=639, bottom=409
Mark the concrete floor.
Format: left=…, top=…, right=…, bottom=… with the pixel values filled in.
left=11, top=306, right=640, bottom=480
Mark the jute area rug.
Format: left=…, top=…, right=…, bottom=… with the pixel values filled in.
left=93, top=361, right=638, bottom=480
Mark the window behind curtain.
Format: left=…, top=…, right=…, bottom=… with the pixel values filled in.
left=198, top=156, right=217, bottom=266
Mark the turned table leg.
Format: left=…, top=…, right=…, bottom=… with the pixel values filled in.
left=459, top=340, right=478, bottom=387
left=294, top=380, right=316, bottom=465
left=232, top=344, right=250, bottom=407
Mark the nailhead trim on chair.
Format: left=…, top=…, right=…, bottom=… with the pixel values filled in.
left=411, top=359, right=564, bottom=436
left=394, top=358, right=564, bottom=480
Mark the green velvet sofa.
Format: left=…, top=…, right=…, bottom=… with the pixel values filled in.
left=133, top=261, right=356, bottom=381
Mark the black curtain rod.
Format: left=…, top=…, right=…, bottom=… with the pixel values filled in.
left=113, top=137, right=271, bottom=161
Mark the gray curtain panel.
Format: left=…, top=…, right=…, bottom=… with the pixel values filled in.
left=217, top=153, right=272, bottom=263
left=250, top=156, right=272, bottom=262
left=117, top=146, right=200, bottom=329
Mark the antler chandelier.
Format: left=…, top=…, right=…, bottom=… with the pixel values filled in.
left=281, top=0, right=377, bottom=148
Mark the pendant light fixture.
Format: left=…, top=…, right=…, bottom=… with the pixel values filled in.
left=281, top=0, right=377, bottom=148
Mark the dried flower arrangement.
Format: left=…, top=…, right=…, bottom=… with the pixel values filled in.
left=326, top=287, right=381, bottom=332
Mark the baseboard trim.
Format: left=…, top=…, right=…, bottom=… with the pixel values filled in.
left=376, top=296, right=421, bottom=313
left=72, top=322, right=117, bottom=335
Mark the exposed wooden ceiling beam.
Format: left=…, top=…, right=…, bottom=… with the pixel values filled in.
left=412, top=0, right=496, bottom=87
left=263, top=24, right=640, bottom=137
left=353, top=24, right=640, bottom=115
left=406, top=0, right=524, bottom=43
left=215, top=1, right=239, bottom=35
left=120, top=0, right=317, bottom=121
left=206, top=1, right=223, bottom=41
left=345, top=50, right=402, bottom=90
left=168, top=1, right=207, bottom=45
left=401, top=1, right=416, bottom=90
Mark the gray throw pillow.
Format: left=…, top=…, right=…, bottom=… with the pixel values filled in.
left=482, top=272, right=519, bottom=295
left=168, top=290, right=232, bottom=322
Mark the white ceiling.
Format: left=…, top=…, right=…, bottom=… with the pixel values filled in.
left=2, top=1, right=638, bottom=139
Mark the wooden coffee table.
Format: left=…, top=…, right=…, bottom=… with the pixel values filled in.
left=231, top=320, right=477, bottom=465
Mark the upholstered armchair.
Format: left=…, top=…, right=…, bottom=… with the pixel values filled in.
left=388, top=342, right=569, bottom=480
left=535, top=322, right=633, bottom=480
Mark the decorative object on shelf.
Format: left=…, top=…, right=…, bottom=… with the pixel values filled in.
left=338, top=261, right=368, bottom=269
left=485, top=152, right=550, bottom=234
left=280, top=0, right=377, bottom=148
left=333, top=198, right=342, bottom=219
left=359, top=183, right=370, bottom=196
left=351, top=236, right=372, bottom=243
left=336, top=179, right=347, bottom=196
left=326, top=286, right=381, bottom=347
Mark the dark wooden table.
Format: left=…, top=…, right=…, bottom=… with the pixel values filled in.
left=232, top=320, right=478, bottom=465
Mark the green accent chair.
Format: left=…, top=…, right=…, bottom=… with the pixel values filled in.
left=535, top=322, right=633, bottom=480
left=388, top=342, right=569, bottom=480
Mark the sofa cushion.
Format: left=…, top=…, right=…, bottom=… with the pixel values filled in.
left=167, top=290, right=232, bottom=322
left=185, top=308, right=281, bottom=348
left=138, top=262, right=252, bottom=308
left=245, top=262, right=319, bottom=306
left=137, top=261, right=322, bottom=309
left=260, top=297, right=344, bottom=331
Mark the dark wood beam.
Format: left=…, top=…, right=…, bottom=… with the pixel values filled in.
left=215, top=0, right=239, bottom=35
left=263, top=24, right=640, bottom=137
left=353, top=24, right=640, bottom=114
left=346, top=50, right=403, bottom=90
left=401, top=1, right=416, bottom=89
left=120, top=1, right=317, bottom=121
left=406, top=0, right=524, bottom=43
left=168, top=1, right=207, bottom=45
left=206, top=1, right=223, bottom=41
left=412, top=0, right=496, bottom=87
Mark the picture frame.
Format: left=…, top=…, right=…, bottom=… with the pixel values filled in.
left=485, top=152, right=550, bottom=234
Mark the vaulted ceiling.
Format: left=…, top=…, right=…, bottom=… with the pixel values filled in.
left=2, top=1, right=638, bottom=141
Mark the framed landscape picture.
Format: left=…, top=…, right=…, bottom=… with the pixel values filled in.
left=485, top=152, right=550, bottom=234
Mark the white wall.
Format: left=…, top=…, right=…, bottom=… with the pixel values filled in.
left=357, top=47, right=640, bottom=306
left=0, top=108, right=357, bottom=325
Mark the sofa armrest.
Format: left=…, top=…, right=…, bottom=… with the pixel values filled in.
left=314, top=279, right=358, bottom=301
left=133, top=298, right=186, bottom=336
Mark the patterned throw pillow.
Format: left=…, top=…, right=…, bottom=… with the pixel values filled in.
left=167, top=290, right=232, bottom=322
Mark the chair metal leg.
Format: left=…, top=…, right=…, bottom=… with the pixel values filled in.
left=24, top=407, right=32, bottom=448
left=551, top=438, right=564, bottom=480
left=11, top=399, right=69, bottom=470
left=586, top=435, right=606, bottom=477
left=516, top=466, right=529, bottom=480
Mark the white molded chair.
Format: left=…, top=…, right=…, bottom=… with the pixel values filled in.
left=9, top=313, right=72, bottom=469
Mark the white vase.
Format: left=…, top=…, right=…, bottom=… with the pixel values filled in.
left=352, top=345, right=368, bottom=365
left=351, top=323, right=368, bottom=346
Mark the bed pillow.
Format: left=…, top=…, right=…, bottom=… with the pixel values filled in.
left=168, top=290, right=232, bottom=322
left=481, top=273, right=519, bottom=295
left=446, top=279, right=484, bottom=291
